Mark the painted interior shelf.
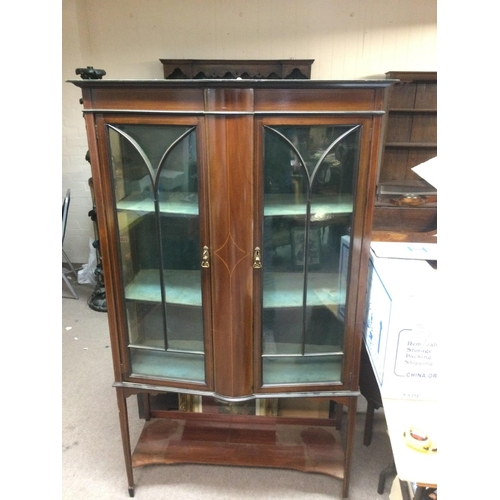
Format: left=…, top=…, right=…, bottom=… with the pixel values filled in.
left=130, top=348, right=205, bottom=382
left=125, top=269, right=202, bottom=305
left=263, top=272, right=341, bottom=310
left=130, top=347, right=344, bottom=385
left=116, top=193, right=353, bottom=222
left=262, top=353, right=343, bottom=385
left=117, top=192, right=199, bottom=216
left=264, top=194, right=353, bottom=217
left=125, top=269, right=342, bottom=310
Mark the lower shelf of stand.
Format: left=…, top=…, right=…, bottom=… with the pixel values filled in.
left=132, top=411, right=344, bottom=479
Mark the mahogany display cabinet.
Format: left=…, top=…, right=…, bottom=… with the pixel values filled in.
left=70, top=78, right=394, bottom=498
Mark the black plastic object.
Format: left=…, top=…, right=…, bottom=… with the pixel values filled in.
left=76, top=66, right=106, bottom=80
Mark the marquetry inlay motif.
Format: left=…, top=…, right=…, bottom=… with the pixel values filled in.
left=214, top=233, right=248, bottom=275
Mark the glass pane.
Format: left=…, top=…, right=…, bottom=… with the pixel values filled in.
left=108, top=124, right=205, bottom=382
left=261, top=124, right=360, bottom=385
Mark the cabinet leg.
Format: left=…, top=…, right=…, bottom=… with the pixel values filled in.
left=116, top=388, right=135, bottom=495
left=341, top=396, right=357, bottom=499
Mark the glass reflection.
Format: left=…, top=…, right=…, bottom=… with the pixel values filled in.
left=108, top=124, right=205, bottom=382
left=262, top=125, right=360, bottom=385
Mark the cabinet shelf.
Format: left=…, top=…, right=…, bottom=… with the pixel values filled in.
left=125, top=269, right=202, bottom=305
left=117, top=193, right=199, bottom=216
left=125, top=269, right=341, bottom=310
left=264, top=194, right=353, bottom=217
left=132, top=413, right=345, bottom=478
left=117, top=193, right=352, bottom=221
left=130, top=348, right=206, bottom=382
left=262, top=353, right=343, bottom=385
left=264, top=272, right=341, bottom=310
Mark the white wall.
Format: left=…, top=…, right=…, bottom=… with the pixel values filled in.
left=62, top=0, right=437, bottom=263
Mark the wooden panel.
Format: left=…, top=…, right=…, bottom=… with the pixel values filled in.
left=206, top=89, right=255, bottom=398
left=205, top=87, right=254, bottom=112
left=132, top=414, right=344, bottom=479
left=84, top=111, right=128, bottom=384
left=415, top=82, right=437, bottom=109
left=410, top=114, right=437, bottom=143
left=385, top=72, right=437, bottom=82
left=254, top=88, right=378, bottom=112
left=386, top=114, right=413, bottom=142
left=388, top=84, right=416, bottom=108
left=88, top=87, right=205, bottom=111
left=373, top=206, right=437, bottom=232
left=349, top=113, right=383, bottom=390
left=380, top=149, right=410, bottom=182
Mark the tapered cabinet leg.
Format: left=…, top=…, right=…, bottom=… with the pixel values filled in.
left=342, top=396, right=357, bottom=499
left=116, top=388, right=135, bottom=496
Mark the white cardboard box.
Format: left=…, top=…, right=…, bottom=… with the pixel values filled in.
left=363, top=242, right=437, bottom=401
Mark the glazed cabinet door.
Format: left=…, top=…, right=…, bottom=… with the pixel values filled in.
left=254, top=116, right=373, bottom=392
left=98, top=116, right=213, bottom=389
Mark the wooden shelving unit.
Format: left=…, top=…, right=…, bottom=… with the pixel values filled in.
left=379, top=71, right=437, bottom=190
left=374, top=71, right=437, bottom=233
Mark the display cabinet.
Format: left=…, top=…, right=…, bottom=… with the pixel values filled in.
left=70, top=78, right=394, bottom=498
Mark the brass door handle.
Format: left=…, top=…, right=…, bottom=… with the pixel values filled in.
left=201, top=245, right=210, bottom=268
left=253, top=247, right=262, bottom=269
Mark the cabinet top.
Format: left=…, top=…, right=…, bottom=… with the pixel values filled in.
left=385, top=71, right=437, bottom=82
left=68, top=78, right=397, bottom=90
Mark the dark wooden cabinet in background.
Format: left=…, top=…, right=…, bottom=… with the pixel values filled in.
left=160, top=58, right=315, bottom=80
left=374, top=71, right=437, bottom=234
left=71, top=78, right=394, bottom=498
